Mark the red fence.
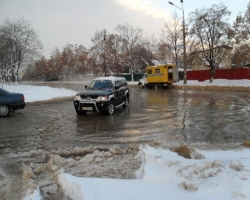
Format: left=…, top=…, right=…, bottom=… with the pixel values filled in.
left=187, top=68, right=250, bottom=81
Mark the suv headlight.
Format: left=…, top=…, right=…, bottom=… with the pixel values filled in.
left=96, top=96, right=108, bottom=102
left=75, top=95, right=81, bottom=101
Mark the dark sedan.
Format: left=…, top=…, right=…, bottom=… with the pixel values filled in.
left=0, top=88, right=26, bottom=117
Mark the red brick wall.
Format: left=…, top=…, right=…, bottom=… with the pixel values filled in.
left=187, top=68, right=250, bottom=81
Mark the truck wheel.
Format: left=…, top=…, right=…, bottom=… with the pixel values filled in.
left=0, top=105, right=10, bottom=117
left=139, top=83, right=143, bottom=89
left=154, top=84, right=159, bottom=90
left=164, top=84, right=169, bottom=89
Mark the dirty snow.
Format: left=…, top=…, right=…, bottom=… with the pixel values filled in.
left=24, top=145, right=250, bottom=200
left=2, top=80, right=250, bottom=200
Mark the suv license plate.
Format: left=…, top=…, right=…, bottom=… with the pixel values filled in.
left=82, top=107, right=93, bottom=111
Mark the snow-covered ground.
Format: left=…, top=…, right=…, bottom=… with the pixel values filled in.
left=2, top=79, right=250, bottom=200
left=2, top=84, right=77, bottom=102
left=175, top=79, right=250, bottom=87
left=3, top=78, right=250, bottom=103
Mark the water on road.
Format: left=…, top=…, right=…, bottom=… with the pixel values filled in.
left=1, top=83, right=250, bottom=152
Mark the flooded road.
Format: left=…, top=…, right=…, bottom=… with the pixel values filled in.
left=1, top=83, right=250, bottom=152
left=1, top=83, right=250, bottom=199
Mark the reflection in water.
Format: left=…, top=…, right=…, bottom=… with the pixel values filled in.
left=72, top=87, right=250, bottom=147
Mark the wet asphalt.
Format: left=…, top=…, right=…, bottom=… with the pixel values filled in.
left=1, top=83, right=250, bottom=153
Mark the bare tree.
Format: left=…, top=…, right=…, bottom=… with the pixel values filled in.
left=0, top=17, right=43, bottom=83
left=189, top=4, right=234, bottom=83
left=234, top=2, right=250, bottom=45
left=103, top=33, right=123, bottom=74
left=88, top=46, right=101, bottom=76
left=139, top=35, right=158, bottom=67
left=161, top=13, right=183, bottom=67
left=233, top=2, right=250, bottom=67
left=33, top=56, right=47, bottom=81
left=115, top=22, right=143, bottom=81
left=89, top=29, right=109, bottom=76
left=232, top=44, right=250, bottom=67
left=62, top=44, right=89, bottom=80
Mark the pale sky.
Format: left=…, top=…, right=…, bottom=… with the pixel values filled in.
left=0, top=0, right=249, bottom=58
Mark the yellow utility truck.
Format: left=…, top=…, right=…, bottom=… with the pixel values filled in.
left=138, top=64, right=178, bottom=89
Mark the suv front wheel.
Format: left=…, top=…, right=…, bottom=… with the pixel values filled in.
left=123, top=95, right=129, bottom=108
left=106, top=101, right=115, bottom=115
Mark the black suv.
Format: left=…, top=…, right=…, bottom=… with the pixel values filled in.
left=74, top=76, right=129, bottom=115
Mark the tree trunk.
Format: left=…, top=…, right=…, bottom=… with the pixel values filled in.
left=209, top=66, right=216, bottom=83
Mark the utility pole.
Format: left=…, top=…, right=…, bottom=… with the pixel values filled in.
left=103, top=30, right=107, bottom=76
left=169, top=0, right=187, bottom=84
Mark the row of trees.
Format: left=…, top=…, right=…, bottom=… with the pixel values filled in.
left=1, top=3, right=250, bottom=84
left=25, top=24, right=159, bottom=82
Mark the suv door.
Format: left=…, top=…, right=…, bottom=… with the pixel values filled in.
left=114, top=80, right=123, bottom=105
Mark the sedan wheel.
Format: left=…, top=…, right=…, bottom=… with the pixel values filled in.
left=0, top=105, right=10, bottom=117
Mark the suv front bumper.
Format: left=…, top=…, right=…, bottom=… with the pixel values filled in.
left=74, top=99, right=109, bottom=112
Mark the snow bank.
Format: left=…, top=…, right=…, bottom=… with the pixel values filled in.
left=2, top=85, right=76, bottom=102
left=57, top=145, right=250, bottom=200
left=23, top=186, right=41, bottom=200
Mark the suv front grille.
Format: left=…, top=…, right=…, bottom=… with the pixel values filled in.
left=80, top=95, right=97, bottom=100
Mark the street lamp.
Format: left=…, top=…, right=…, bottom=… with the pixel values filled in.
left=169, top=0, right=187, bottom=84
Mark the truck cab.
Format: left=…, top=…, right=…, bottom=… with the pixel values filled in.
left=138, top=74, right=148, bottom=88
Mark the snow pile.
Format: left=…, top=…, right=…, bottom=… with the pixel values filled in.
left=2, top=84, right=76, bottom=102
left=57, top=145, right=250, bottom=200
left=22, top=145, right=140, bottom=199
left=23, top=187, right=41, bottom=200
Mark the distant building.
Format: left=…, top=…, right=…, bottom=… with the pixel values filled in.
left=190, top=45, right=233, bottom=70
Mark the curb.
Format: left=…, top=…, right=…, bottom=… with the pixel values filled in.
left=173, top=85, right=250, bottom=92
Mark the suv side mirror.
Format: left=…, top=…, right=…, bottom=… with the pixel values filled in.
left=85, top=85, right=88, bottom=89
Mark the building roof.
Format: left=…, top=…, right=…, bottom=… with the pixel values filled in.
left=190, top=45, right=233, bottom=54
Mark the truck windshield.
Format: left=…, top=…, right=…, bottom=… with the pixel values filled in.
left=88, top=80, right=113, bottom=90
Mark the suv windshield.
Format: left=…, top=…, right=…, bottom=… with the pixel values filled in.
left=88, top=80, right=113, bottom=90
